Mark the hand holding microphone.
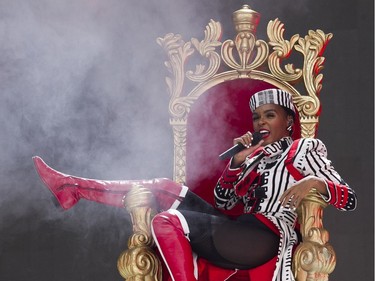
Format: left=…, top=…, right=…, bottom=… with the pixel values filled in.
left=219, top=132, right=264, bottom=160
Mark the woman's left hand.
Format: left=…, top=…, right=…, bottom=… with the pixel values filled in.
left=279, top=176, right=327, bottom=210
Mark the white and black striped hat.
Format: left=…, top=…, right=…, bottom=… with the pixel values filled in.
left=249, top=88, right=296, bottom=114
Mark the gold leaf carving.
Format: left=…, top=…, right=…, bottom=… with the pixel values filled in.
left=117, top=245, right=161, bottom=281
left=169, top=96, right=196, bottom=119
left=267, top=18, right=302, bottom=82
left=294, top=29, right=333, bottom=109
left=187, top=20, right=222, bottom=82
left=293, top=95, right=320, bottom=117
left=157, top=33, right=194, bottom=101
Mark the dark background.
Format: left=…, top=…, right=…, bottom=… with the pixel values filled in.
left=0, top=0, right=373, bottom=280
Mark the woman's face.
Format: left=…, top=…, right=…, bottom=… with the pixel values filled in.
left=252, top=104, right=293, bottom=146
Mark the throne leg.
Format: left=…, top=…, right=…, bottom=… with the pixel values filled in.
left=117, top=184, right=162, bottom=281
left=293, top=190, right=336, bottom=281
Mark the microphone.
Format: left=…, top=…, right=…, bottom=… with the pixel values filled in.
left=219, top=132, right=263, bottom=160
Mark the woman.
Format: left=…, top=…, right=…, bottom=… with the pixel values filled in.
left=150, top=88, right=357, bottom=281
left=33, top=88, right=357, bottom=281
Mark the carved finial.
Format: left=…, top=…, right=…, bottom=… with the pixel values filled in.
left=222, top=4, right=267, bottom=74
left=232, top=4, right=261, bottom=33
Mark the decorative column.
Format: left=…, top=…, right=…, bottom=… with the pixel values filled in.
left=293, top=190, right=336, bottom=281
left=117, top=185, right=162, bottom=281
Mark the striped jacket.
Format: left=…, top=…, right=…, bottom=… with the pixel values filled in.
left=214, top=137, right=357, bottom=281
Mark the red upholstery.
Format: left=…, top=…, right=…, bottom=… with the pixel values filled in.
left=186, top=79, right=300, bottom=216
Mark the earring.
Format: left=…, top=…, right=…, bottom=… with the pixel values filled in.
left=287, top=122, right=293, bottom=132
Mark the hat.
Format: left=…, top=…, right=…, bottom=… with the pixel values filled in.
left=249, top=88, right=296, bottom=114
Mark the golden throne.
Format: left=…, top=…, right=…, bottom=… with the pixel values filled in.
left=117, top=5, right=335, bottom=281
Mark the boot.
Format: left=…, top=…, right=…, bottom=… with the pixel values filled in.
left=151, top=209, right=197, bottom=281
left=33, top=156, right=188, bottom=211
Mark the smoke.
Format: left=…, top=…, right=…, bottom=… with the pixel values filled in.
left=0, top=0, right=360, bottom=280
left=0, top=3, right=253, bottom=275
left=0, top=0, right=317, bottom=241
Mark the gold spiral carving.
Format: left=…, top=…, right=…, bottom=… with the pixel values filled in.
left=293, top=95, right=320, bottom=117
left=187, top=20, right=222, bottom=82
left=128, top=232, right=153, bottom=248
left=267, top=18, right=302, bottom=82
left=293, top=190, right=336, bottom=280
left=294, top=29, right=333, bottom=117
left=117, top=186, right=161, bottom=280
left=293, top=241, right=336, bottom=281
left=117, top=245, right=161, bottom=281
left=157, top=33, right=194, bottom=111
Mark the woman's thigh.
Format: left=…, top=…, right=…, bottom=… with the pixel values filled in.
left=180, top=210, right=279, bottom=269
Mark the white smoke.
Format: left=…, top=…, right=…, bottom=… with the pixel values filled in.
left=1, top=1, right=362, bottom=280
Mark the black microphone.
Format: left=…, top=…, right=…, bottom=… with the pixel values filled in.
left=219, top=132, right=263, bottom=160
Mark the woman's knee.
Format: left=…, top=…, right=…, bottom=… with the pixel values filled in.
left=151, top=209, right=190, bottom=238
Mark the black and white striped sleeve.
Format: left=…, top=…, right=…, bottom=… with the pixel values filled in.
left=298, top=138, right=357, bottom=211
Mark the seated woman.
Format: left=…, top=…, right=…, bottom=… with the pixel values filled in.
left=33, top=89, right=357, bottom=281
left=150, top=89, right=357, bottom=281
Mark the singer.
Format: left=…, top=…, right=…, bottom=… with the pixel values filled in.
left=34, top=89, right=357, bottom=281
left=151, top=88, right=357, bottom=281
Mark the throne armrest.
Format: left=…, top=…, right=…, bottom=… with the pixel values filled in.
left=293, top=189, right=336, bottom=281
left=117, top=185, right=162, bottom=281
left=118, top=187, right=337, bottom=281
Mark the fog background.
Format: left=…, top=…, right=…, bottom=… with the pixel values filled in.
left=0, top=0, right=373, bottom=280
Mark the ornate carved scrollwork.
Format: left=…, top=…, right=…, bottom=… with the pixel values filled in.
left=187, top=20, right=222, bottom=82
left=293, top=190, right=336, bottom=281
left=267, top=19, right=333, bottom=138
left=117, top=185, right=162, bottom=280
left=267, top=18, right=302, bottom=83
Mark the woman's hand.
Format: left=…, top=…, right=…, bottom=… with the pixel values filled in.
left=279, top=176, right=328, bottom=210
left=231, top=131, right=264, bottom=168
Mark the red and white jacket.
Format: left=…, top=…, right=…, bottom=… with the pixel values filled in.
left=214, top=137, right=357, bottom=281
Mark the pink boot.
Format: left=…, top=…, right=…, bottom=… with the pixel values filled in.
left=151, top=209, right=197, bottom=281
left=33, top=156, right=188, bottom=211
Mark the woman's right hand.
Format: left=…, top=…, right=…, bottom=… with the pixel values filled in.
left=230, top=131, right=264, bottom=168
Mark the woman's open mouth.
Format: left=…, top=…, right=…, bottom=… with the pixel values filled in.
left=260, top=129, right=270, bottom=139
